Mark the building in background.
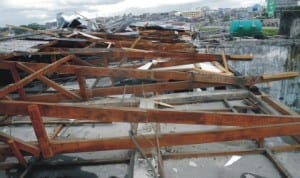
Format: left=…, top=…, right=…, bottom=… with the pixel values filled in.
left=274, top=0, right=300, bottom=16
left=175, top=10, right=204, bottom=19
left=275, top=0, right=300, bottom=8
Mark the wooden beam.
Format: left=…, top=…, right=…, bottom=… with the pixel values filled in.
left=228, top=54, right=253, bottom=61
left=264, top=149, right=293, bottom=178
left=130, top=36, right=141, bottom=48
left=23, top=81, right=216, bottom=102
left=7, top=140, right=27, bottom=166
left=261, top=95, right=298, bottom=115
left=18, top=62, right=297, bottom=86
left=15, top=62, right=81, bottom=101
left=0, top=55, right=75, bottom=99
left=0, top=100, right=299, bottom=126
left=50, top=124, right=64, bottom=140
left=221, top=51, right=229, bottom=72
left=151, top=89, right=249, bottom=105
left=21, top=62, right=245, bottom=85
left=1, top=143, right=300, bottom=163
left=9, top=63, right=26, bottom=99
left=163, top=149, right=264, bottom=160
left=72, top=56, right=94, bottom=66
left=28, top=105, right=53, bottom=158
left=76, top=70, right=89, bottom=100
left=0, top=132, right=40, bottom=156
left=50, top=122, right=300, bottom=154
left=0, top=49, right=252, bottom=62
left=271, top=144, right=300, bottom=152
left=262, top=72, right=298, bottom=80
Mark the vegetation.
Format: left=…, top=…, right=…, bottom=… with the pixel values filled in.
left=262, top=28, right=279, bottom=36
left=199, top=28, right=219, bottom=32
left=14, top=23, right=45, bottom=35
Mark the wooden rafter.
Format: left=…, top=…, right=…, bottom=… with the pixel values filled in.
left=0, top=132, right=40, bottom=156
left=22, top=81, right=218, bottom=102
left=0, top=100, right=299, bottom=126
left=15, top=62, right=81, bottom=101
left=28, top=105, right=53, bottom=158
left=13, top=62, right=298, bottom=86
left=0, top=55, right=76, bottom=99
left=49, top=122, right=300, bottom=154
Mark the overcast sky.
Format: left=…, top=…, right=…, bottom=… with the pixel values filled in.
left=0, top=0, right=264, bottom=27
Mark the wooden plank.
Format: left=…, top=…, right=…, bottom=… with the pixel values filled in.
left=76, top=71, right=89, bottom=100
left=248, top=93, right=278, bottom=114
left=271, top=144, right=300, bottom=152
left=154, top=101, right=175, bottom=108
left=9, top=63, right=26, bottom=99
left=0, top=100, right=300, bottom=126
left=50, top=122, right=300, bottom=154
left=223, top=99, right=239, bottom=113
left=50, top=124, right=64, bottom=140
left=228, top=54, right=253, bottom=61
left=28, top=105, right=53, bottom=158
left=261, top=95, right=298, bottom=115
left=15, top=62, right=81, bottom=101
left=48, top=40, right=196, bottom=52
left=130, top=36, right=141, bottom=48
left=163, top=149, right=264, bottom=160
left=151, top=89, right=249, bottom=104
left=7, top=140, right=27, bottom=166
left=19, top=62, right=236, bottom=84
left=212, top=61, right=234, bottom=76
left=0, top=132, right=40, bottom=156
left=71, top=56, right=94, bottom=66
left=0, top=55, right=75, bottom=99
left=262, top=72, right=298, bottom=80
left=221, top=51, right=229, bottom=72
left=1, top=143, right=300, bottom=163
left=1, top=48, right=251, bottom=62
left=0, top=120, right=101, bottom=126
left=265, top=149, right=293, bottom=178
left=19, top=62, right=297, bottom=86
left=22, top=81, right=220, bottom=102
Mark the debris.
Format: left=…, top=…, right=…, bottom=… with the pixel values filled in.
left=188, top=161, right=198, bottom=167
left=224, top=155, right=242, bottom=167
left=0, top=12, right=299, bottom=178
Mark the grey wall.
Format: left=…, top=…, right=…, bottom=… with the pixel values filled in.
left=280, top=11, right=300, bottom=38
left=199, top=40, right=300, bottom=112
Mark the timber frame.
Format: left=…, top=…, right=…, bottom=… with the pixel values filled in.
left=0, top=28, right=299, bottom=177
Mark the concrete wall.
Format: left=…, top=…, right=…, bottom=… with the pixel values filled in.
left=279, top=11, right=300, bottom=38
left=199, top=39, right=300, bottom=112
left=276, top=0, right=299, bottom=8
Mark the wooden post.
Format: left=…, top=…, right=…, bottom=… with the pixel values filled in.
left=76, top=70, right=89, bottom=100
left=28, top=105, right=53, bottom=158
left=16, top=62, right=81, bottom=101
